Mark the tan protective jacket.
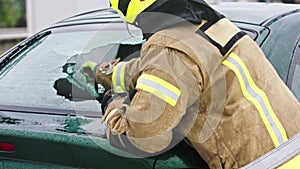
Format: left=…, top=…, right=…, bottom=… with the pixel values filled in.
left=101, top=18, right=300, bottom=168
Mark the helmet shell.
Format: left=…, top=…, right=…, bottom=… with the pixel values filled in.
left=110, top=0, right=168, bottom=23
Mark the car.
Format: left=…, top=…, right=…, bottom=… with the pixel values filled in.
left=213, top=2, right=300, bottom=101
left=0, top=2, right=299, bottom=169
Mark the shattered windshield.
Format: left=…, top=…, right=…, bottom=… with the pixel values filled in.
left=0, top=22, right=143, bottom=116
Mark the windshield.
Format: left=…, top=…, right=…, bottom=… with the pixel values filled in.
left=0, top=22, right=143, bottom=116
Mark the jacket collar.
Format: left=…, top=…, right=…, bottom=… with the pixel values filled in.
left=134, top=0, right=222, bottom=39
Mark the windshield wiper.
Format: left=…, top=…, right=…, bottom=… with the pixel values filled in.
left=0, top=30, right=52, bottom=68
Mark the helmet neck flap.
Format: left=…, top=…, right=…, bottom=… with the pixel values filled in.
left=135, top=0, right=223, bottom=39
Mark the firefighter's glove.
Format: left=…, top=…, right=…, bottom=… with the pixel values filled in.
left=82, top=61, right=97, bottom=84
left=101, top=90, right=130, bottom=115
left=102, top=96, right=128, bottom=134
left=95, top=58, right=120, bottom=90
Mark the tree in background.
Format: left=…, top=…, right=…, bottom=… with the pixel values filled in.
left=0, top=0, right=26, bottom=28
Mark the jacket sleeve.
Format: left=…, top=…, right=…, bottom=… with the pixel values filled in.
left=103, top=46, right=200, bottom=157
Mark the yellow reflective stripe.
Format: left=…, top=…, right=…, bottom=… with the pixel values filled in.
left=110, top=0, right=119, bottom=9
left=278, top=154, right=300, bottom=169
left=110, top=0, right=127, bottom=21
left=222, top=53, right=288, bottom=147
left=126, top=0, right=156, bottom=23
left=136, top=74, right=181, bottom=106
left=112, top=62, right=126, bottom=93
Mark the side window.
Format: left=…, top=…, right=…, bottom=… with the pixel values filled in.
left=261, top=13, right=300, bottom=83
left=287, top=36, right=300, bottom=101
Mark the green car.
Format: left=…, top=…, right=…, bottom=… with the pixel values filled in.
left=0, top=2, right=299, bottom=169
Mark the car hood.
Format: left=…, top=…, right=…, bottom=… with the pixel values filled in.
left=0, top=110, right=130, bottom=155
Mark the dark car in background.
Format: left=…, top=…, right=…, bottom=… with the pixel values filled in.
left=0, top=2, right=299, bottom=169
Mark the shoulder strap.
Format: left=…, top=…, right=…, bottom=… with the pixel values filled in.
left=196, top=17, right=247, bottom=58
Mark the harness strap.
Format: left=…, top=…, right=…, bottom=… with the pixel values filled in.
left=196, top=17, right=246, bottom=57
left=199, top=15, right=226, bottom=31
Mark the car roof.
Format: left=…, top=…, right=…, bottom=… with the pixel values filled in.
left=53, top=3, right=300, bottom=27
left=212, top=2, right=300, bottom=26
left=52, top=8, right=124, bottom=27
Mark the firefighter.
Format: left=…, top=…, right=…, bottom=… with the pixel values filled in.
left=94, top=0, right=300, bottom=168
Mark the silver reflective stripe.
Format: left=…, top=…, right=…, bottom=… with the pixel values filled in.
left=136, top=74, right=181, bottom=106
left=112, top=62, right=126, bottom=93
left=226, top=57, right=286, bottom=145
left=241, top=132, right=300, bottom=169
left=138, top=78, right=179, bottom=102
left=115, top=63, right=124, bottom=88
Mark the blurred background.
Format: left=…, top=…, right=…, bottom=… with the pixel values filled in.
left=0, top=0, right=298, bottom=55
left=0, top=0, right=109, bottom=55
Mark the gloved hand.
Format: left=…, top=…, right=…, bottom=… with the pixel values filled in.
left=54, top=78, right=96, bottom=101
left=101, top=90, right=131, bottom=115
left=82, top=61, right=106, bottom=99
left=102, top=96, right=128, bottom=134
left=95, top=58, right=120, bottom=90
left=82, top=61, right=97, bottom=84
left=54, top=61, right=99, bottom=100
